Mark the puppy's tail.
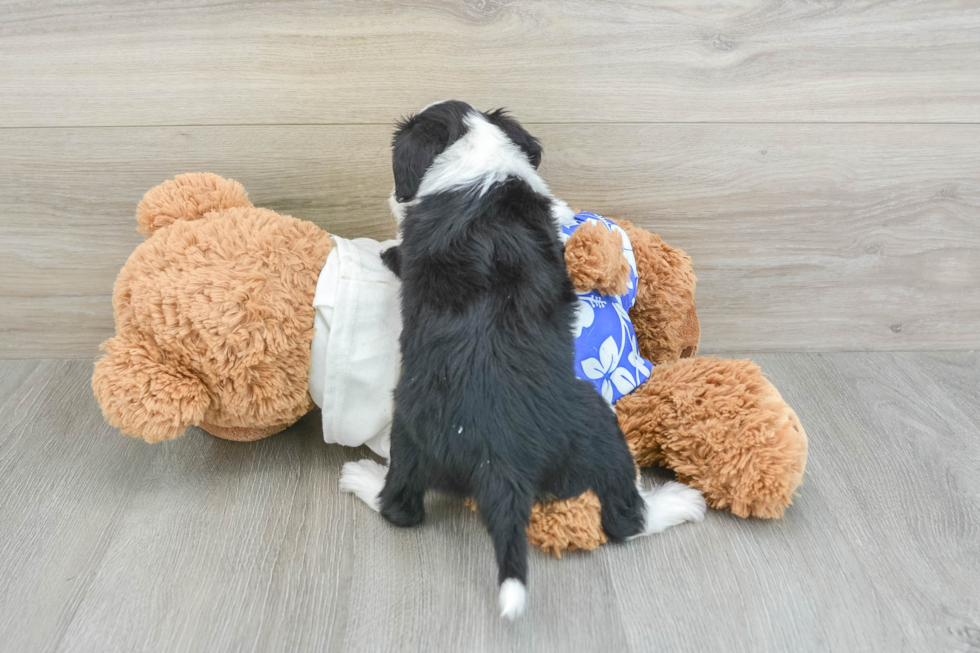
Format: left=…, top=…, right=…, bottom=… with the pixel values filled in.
left=475, top=474, right=532, bottom=621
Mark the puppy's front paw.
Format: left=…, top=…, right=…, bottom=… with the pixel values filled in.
left=636, top=480, right=706, bottom=536
left=340, top=459, right=388, bottom=512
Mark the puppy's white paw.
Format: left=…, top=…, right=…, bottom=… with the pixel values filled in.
left=499, top=579, right=527, bottom=621
left=635, top=480, right=706, bottom=536
left=339, top=459, right=388, bottom=512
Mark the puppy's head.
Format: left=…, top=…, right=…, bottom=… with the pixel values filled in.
left=391, top=100, right=473, bottom=204
left=389, top=101, right=543, bottom=219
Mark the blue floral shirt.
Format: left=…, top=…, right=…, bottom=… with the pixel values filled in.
left=560, top=213, right=653, bottom=405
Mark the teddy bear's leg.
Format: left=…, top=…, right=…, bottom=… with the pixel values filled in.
left=469, top=492, right=607, bottom=557
left=136, top=172, right=252, bottom=237
left=616, top=357, right=808, bottom=519
left=92, top=336, right=211, bottom=444
left=524, top=492, right=607, bottom=556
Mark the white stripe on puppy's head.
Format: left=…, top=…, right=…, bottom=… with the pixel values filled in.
left=388, top=100, right=575, bottom=228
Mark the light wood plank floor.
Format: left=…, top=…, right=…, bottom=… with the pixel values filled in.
left=1, top=353, right=977, bottom=652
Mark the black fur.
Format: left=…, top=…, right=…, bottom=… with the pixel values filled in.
left=391, top=100, right=472, bottom=202
left=381, top=104, right=647, bottom=595
left=380, top=245, right=401, bottom=277
left=391, top=102, right=544, bottom=204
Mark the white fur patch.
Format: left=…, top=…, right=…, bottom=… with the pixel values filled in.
left=498, top=579, right=527, bottom=620
left=388, top=189, right=418, bottom=226
left=415, top=109, right=574, bottom=236
left=339, top=459, right=388, bottom=512
left=393, top=104, right=576, bottom=239
left=632, top=480, right=706, bottom=537
left=550, top=198, right=576, bottom=229
left=416, top=111, right=535, bottom=199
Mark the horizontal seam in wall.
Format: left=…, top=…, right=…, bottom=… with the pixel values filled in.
left=1, top=121, right=980, bottom=130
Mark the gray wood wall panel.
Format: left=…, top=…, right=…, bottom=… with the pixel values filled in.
left=0, top=354, right=977, bottom=652
left=1, top=124, right=977, bottom=358
left=1, top=1, right=978, bottom=356
left=2, top=1, right=980, bottom=125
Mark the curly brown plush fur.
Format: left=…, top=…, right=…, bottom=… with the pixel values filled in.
left=617, top=357, right=807, bottom=518
left=93, top=176, right=330, bottom=443
left=136, top=172, right=252, bottom=237
left=616, top=220, right=700, bottom=364
left=470, top=494, right=608, bottom=557
left=563, top=221, right=630, bottom=296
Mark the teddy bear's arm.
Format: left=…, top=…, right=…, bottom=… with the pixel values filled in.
left=563, top=221, right=630, bottom=296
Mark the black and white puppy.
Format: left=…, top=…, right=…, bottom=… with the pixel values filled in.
left=341, top=100, right=705, bottom=620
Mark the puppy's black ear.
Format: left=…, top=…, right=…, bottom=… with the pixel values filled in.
left=484, top=108, right=543, bottom=169
left=391, top=114, right=451, bottom=202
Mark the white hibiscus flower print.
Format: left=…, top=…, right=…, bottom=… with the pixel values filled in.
left=572, top=296, right=596, bottom=338
left=581, top=336, right=638, bottom=404
left=627, top=347, right=650, bottom=378
left=610, top=226, right=638, bottom=289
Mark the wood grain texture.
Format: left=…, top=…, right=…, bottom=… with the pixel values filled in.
left=1, top=124, right=977, bottom=357
left=0, top=354, right=977, bottom=652
left=2, top=1, right=980, bottom=126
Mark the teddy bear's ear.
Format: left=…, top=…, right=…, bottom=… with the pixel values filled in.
left=136, top=173, right=251, bottom=238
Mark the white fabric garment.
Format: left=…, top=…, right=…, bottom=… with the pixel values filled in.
left=309, top=236, right=401, bottom=459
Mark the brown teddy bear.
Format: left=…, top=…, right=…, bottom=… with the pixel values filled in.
left=93, top=173, right=807, bottom=556
left=527, top=219, right=808, bottom=553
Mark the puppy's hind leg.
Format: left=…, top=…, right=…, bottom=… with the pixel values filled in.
left=340, top=416, right=426, bottom=527
left=589, top=455, right=705, bottom=541
left=473, top=471, right=533, bottom=621
left=571, top=385, right=706, bottom=540
left=378, top=418, right=427, bottom=527
left=340, top=458, right=388, bottom=512
left=631, top=479, right=706, bottom=538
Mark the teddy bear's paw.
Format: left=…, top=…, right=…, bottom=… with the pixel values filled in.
left=633, top=480, right=706, bottom=537
left=340, top=459, right=388, bottom=512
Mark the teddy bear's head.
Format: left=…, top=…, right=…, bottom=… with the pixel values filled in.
left=93, top=174, right=332, bottom=443
left=616, top=221, right=700, bottom=364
